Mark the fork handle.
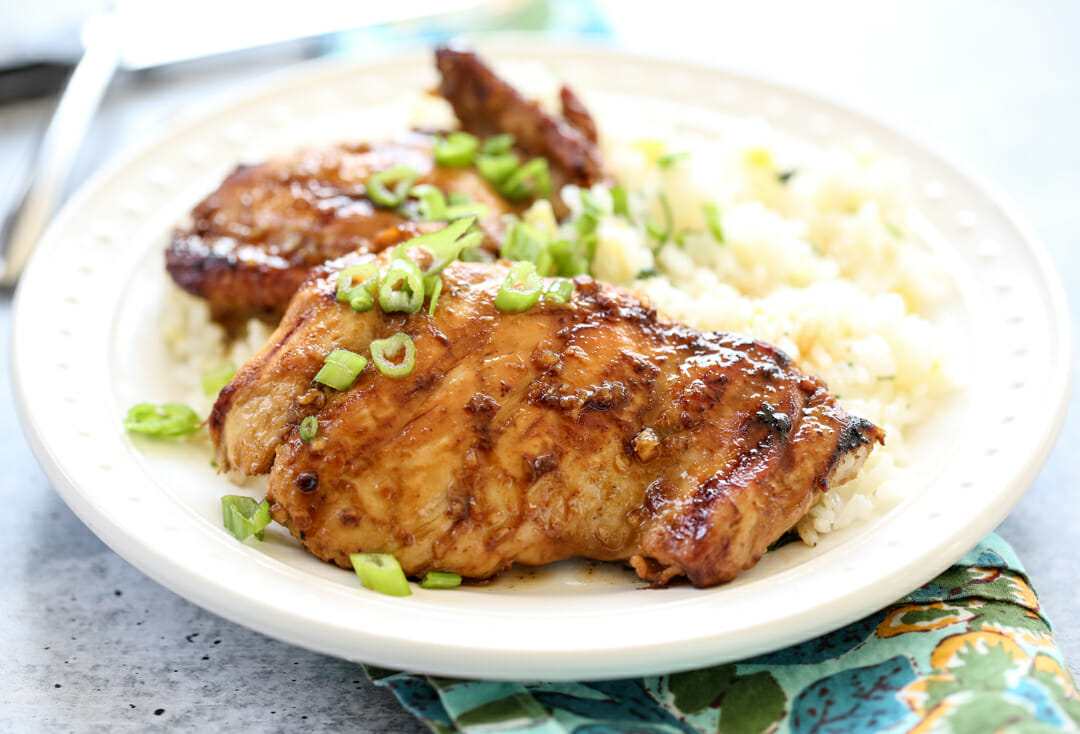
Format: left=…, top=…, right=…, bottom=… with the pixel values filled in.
left=1, top=14, right=119, bottom=287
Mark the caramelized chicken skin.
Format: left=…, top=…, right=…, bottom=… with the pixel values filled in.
left=165, top=135, right=512, bottom=326
left=210, top=251, right=883, bottom=587
left=435, top=43, right=609, bottom=190
left=166, top=45, right=608, bottom=327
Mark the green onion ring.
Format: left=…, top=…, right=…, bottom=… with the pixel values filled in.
left=221, top=495, right=272, bottom=542
left=378, top=258, right=425, bottom=314
left=336, top=262, right=380, bottom=310
left=495, top=262, right=544, bottom=312
left=299, top=416, right=318, bottom=442
left=476, top=152, right=519, bottom=186
left=350, top=553, right=412, bottom=596
left=434, top=132, right=478, bottom=167
left=370, top=333, right=417, bottom=378
left=201, top=363, right=236, bottom=397
left=123, top=403, right=202, bottom=438
left=500, top=157, right=552, bottom=200
left=403, top=216, right=479, bottom=278
left=367, top=165, right=419, bottom=207
left=314, top=349, right=367, bottom=391
left=420, top=571, right=462, bottom=589
left=542, top=278, right=574, bottom=304
left=411, top=184, right=448, bottom=222
left=481, top=133, right=515, bottom=155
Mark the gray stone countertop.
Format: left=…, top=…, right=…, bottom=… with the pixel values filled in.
left=3, top=2, right=1078, bottom=731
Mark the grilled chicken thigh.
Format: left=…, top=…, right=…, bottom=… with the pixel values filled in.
left=210, top=250, right=883, bottom=587
left=166, top=135, right=512, bottom=326
left=166, top=45, right=607, bottom=326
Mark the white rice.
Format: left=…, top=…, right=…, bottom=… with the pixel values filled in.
left=564, top=128, right=955, bottom=545
left=164, top=97, right=955, bottom=547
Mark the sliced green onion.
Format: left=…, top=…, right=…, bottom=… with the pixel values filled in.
left=500, top=158, right=552, bottom=200
left=579, top=232, right=599, bottom=263
left=299, top=416, right=318, bottom=442
left=379, top=258, right=425, bottom=314
left=548, top=238, right=587, bottom=277
left=637, top=268, right=660, bottom=279
left=201, top=363, right=236, bottom=397
left=481, top=133, right=515, bottom=155
left=576, top=209, right=600, bottom=237
left=646, top=193, right=673, bottom=245
left=581, top=188, right=604, bottom=216
left=370, top=333, right=417, bottom=378
left=367, top=166, right=419, bottom=207
left=222, top=495, right=272, bottom=542
left=420, top=571, right=462, bottom=589
left=703, top=202, right=725, bottom=244
left=123, top=403, right=202, bottom=438
left=447, top=191, right=472, bottom=206
left=542, top=278, right=574, bottom=304
left=350, top=553, right=412, bottom=597
left=495, top=262, right=544, bottom=312
left=501, top=218, right=553, bottom=275
left=445, top=202, right=489, bottom=220
left=476, top=153, right=519, bottom=186
left=349, top=289, right=374, bottom=312
left=658, top=151, right=690, bottom=169
left=411, top=184, right=448, bottom=222
left=336, top=262, right=380, bottom=311
left=428, top=277, right=443, bottom=316
left=315, top=349, right=367, bottom=390
left=610, top=186, right=632, bottom=221
left=434, top=131, right=479, bottom=167
left=404, top=216, right=480, bottom=280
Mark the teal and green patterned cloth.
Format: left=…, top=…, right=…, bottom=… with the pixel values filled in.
left=369, top=534, right=1080, bottom=732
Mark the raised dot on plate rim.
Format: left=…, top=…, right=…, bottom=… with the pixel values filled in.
left=977, top=239, right=1001, bottom=258
left=224, top=122, right=249, bottom=144
left=763, top=97, right=789, bottom=117
left=120, top=196, right=145, bottom=217
left=954, top=210, right=977, bottom=229
left=714, top=80, right=740, bottom=104
left=185, top=143, right=208, bottom=164
left=923, top=181, right=945, bottom=199
left=666, top=71, right=692, bottom=94
left=150, top=165, right=175, bottom=188
left=90, top=221, right=114, bottom=242
left=809, top=114, right=832, bottom=135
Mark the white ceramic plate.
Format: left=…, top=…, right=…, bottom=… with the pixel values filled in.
left=12, top=40, right=1071, bottom=681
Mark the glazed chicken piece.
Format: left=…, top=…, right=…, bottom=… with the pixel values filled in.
left=165, top=135, right=512, bottom=326
left=435, top=43, right=609, bottom=190
left=166, top=45, right=607, bottom=326
left=210, top=250, right=883, bottom=587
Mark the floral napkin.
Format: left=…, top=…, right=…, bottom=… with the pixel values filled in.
left=367, top=534, right=1080, bottom=733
